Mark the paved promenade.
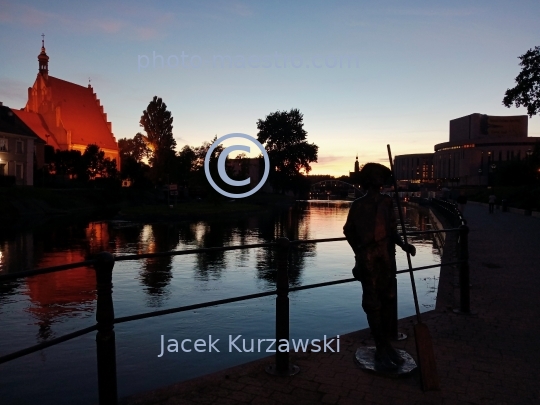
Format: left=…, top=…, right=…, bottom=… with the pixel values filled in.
left=120, top=203, right=540, bottom=405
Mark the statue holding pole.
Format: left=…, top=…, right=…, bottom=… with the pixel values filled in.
left=343, top=163, right=416, bottom=370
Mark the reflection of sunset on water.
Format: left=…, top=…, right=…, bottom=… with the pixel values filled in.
left=84, top=222, right=110, bottom=255
left=1, top=203, right=441, bottom=405
left=25, top=267, right=96, bottom=341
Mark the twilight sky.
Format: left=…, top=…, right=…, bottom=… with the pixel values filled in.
left=1, top=0, right=539, bottom=176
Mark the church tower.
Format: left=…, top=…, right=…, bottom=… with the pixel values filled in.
left=349, top=154, right=361, bottom=185
left=38, top=34, right=49, bottom=78
left=14, top=35, right=121, bottom=169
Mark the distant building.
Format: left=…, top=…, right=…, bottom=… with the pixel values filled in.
left=13, top=37, right=120, bottom=169
left=0, top=103, right=45, bottom=185
left=394, top=153, right=434, bottom=183
left=349, top=155, right=361, bottom=184
left=434, top=113, right=540, bottom=186
left=225, top=157, right=268, bottom=190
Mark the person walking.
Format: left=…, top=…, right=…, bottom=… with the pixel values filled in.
left=488, top=193, right=496, bottom=214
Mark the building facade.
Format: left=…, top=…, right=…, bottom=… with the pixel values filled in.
left=13, top=38, right=120, bottom=169
left=394, top=153, right=434, bottom=183
left=434, top=113, right=540, bottom=186
left=0, top=104, right=45, bottom=186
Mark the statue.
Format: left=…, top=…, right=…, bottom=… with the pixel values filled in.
left=343, top=163, right=416, bottom=369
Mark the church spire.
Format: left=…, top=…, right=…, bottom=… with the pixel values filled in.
left=38, top=33, right=49, bottom=78
left=354, top=154, right=360, bottom=173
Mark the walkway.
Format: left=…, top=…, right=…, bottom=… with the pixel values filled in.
left=120, top=203, right=540, bottom=405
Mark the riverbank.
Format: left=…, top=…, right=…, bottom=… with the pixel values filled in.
left=0, top=187, right=297, bottom=229
left=0, top=187, right=121, bottom=230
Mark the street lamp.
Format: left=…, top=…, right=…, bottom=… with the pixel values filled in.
left=478, top=168, right=482, bottom=185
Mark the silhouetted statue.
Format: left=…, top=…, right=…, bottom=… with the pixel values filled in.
left=343, top=163, right=416, bottom=369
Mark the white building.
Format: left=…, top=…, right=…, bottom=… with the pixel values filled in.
left=0, top=103, right=45, bottom=186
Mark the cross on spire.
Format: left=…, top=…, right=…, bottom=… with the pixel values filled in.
left=38, top=33, right=49, bottom=75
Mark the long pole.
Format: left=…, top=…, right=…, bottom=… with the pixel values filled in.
left=387, top=144, right=439, bottom=391
left=386, top=146, right=421, bottom=323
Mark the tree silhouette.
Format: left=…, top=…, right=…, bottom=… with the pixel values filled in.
left=256, top=109, right=318, bottom=193
left=503, top=46, right=540, bottom=117
left=82, top=144, right=117, bottom=180
left=118, top=133, right=151, bottom=163
left=177, top=145, right=197, bottom=178
left=51, top=149, right=83, bottom=178
left=140, top=96, right=176, bottom=181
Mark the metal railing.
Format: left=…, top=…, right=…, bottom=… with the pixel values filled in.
left=430, top=198, right=467, bottom=227
left=0, top=224, right=470, bottom=405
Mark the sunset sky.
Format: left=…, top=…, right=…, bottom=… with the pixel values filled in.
left=1, top=0, right=539, bottom=176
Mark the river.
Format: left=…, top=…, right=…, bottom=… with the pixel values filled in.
left=0, top=201, right=442, bottom=405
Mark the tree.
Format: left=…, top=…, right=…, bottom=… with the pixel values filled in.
left=140, top=96, right=176, bottom=181
left=118, top=133, right=151, bottom=163
left=176, top=145, right=197, bottom=177
left=495, top=143, right=540, bottom=186
left=191, top=135, right=223, bottom=171
left=503, top=46, right=540, bottom=117
left=82, top=144, right=117, bottom=180
left=190, top=136, right=228, bottom=199
left=256, top=109, right=318, bottom=193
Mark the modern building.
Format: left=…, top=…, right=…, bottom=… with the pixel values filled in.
left=434, top=113, right=540, bottom=186
left=12, top=38, right=120, bottom=169
left=394, top=153, right=434, bottom=184
left=0, top=103, right=45, bottom=186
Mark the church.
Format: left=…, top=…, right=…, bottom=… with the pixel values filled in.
left=13, top=37, right=120, bottom=170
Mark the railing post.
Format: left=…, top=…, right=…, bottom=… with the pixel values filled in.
left=455, top=225, right=472, bottom=314
left=266, top=237, right=299, bottom=376
left=94, top=252, right=118, bottom=405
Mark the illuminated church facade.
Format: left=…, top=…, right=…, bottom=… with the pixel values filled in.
left=13, top=38, right=120, bottom=169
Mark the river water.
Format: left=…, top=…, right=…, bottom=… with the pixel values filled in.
left=0, top=201, right=441, bottom=405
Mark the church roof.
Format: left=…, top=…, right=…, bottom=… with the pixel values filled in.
left=46, top=76, right=117, bottom=150
left=0, top=105, right=44, bottom=142
left=11, top=109, right=59, bottom=149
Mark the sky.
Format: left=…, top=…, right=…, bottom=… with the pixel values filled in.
left=1, top=0, right=539, bottom=176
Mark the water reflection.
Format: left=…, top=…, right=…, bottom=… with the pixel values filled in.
left=137, top=224, right=179, bottom=306
left=0, top=202, right=440, bottom=343
left=26, top=269, right=96, bottom=341
left=1, top=201, right=442, bottom=405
